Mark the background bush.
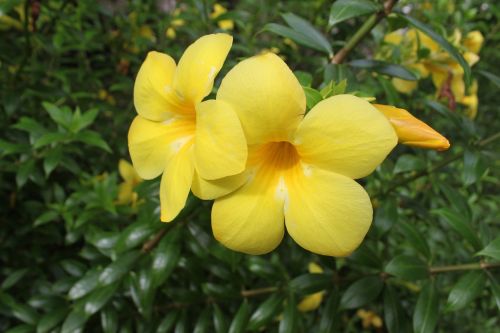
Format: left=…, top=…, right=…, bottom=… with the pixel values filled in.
left=1, top=0, right=499, bottom=332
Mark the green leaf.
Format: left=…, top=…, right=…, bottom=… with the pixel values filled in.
left=433, top=208, right=483, bottom=251
left=33, top=132, right=67, bottom=149
left=488, top=275, right=500, bottom=311
left=156, top=311, right=179, bottom=333
left=82, top=283, right=119, bottom=316
left=247, top=257, right=280, bottom=280
left=278, top=294, right=298, bottom=333
left=477, top=236, right=500, bottom=260
left=303, top=87, right=323, bottom=110
left=374, top=197, right=398, bottom=237
left=42, top=102, right=73, bottom=128
left=399, top=223, right=431, bottom=260
left=151, top=228, right=181, bottom=287
left=228, top=300, right=250, bottom=333
left=385, top=255, right=429, bottom=280
left=36, top=306, right=69, bottom=333
left=477, top=70, right=500, bottom=89
left=294, top=71, right=313, bottom=87
left=68, top=268, right=100, bottom=300
left=98, top=251, right=140, bottom=286
left=16, top=159, right=35, bottom=188
left=398, top=13, right=471, bottom=86
left=281, top=12, right=333, bottom=56
left=61, top=308, right=89, bottom=333
left=193, top=307, right=211, bottom=333
left=320, top=79, right=347, bottom=98
left=43, top=147, right=62, bottom=176
left=75, top=130, right=112, bottom=152
left=319, top=291, right=340, bottom=332
left=0, top=291, right=39, bottom=324
left=349, top=59, right=418, bottom=81
left=72, top=108, right=99, bottom=132
left=100, top=306, right=118, bottom=333
left=212, top=304, right=229, bottom=333
left=393, top=154, right=426, bottom=174
left=340, top=276, right=383, bottom=309
left=247, top=294, right=283, bottom=331
left=413, top=281, right=439, bottom=333
left=289, top=273, right=332, bottom=295
left=1, top=268, right=29, bottom=290
left=384, top=286, right=411, bottom=333
left=446, top=270, right=486, bottom=311
left=5, top=325, right=35, bottom=333
left=114, top=222, right=157, bottom=254
left=329, top=0, right=380, bottom=27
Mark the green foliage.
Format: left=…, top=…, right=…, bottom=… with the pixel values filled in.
left=1, top=0, right=499, bottom=332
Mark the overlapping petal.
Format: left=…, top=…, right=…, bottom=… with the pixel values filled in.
left=128, top=115, right=195, bottom=179
left=133, top=51, right=177, bottom=121
left=284, top=165, right=372, bottom=257
left=191, top=170, right=247, bottom=200
left=294, top=95, right=397, bottom=179
left=211, top=167, right=285, bottom=255
left=173, top=33, right=232, bottom=104
left=160, top=146, right=195, bottom=222
left=194, top=100, right=247, bottom=180
left=217, top=53, right=306, bottom=144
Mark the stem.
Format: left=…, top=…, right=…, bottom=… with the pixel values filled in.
left=331, top=0, right=398, bottom=64
left=241, top=286, right=278, bottom=297
left=141, top=226, right=171, bottom=253
left=430, top=262, right=500, bottom=274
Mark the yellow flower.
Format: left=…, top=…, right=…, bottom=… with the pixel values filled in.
left=117, top=159, right=142, bottom=206
left=459, top=80, right=478, bottom=119
left=356, top=309, right=383, bottom=329
left=374, top=104, right=450, bottom=151
left=297, top=263, right=325, bottom=312
left=128, top=34, right=247, bottom=222
left=211, top=53, right=397, bottom=256
left=210, top=3, right=234, bottom=30
left=463, top=31, right=484, bottom=54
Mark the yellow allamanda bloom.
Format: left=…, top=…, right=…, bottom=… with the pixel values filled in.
left=297, top=262, right=325, bottom=312
left=356, top=309, right=383, bottom=329
left=128, top=34, right=247, bottom=222
left=117, top=159, right=142, bottom=206
left=211, top=53, right=398, bottom=256
left=210, top=3, right=234, bottom=30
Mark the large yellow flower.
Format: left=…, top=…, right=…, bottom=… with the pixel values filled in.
left=211, top=53, right=398, bottom=257
left=128, top=34, right=247, bottom=222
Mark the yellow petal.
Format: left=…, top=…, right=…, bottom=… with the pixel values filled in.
left=160, top=146, right=194, bottom=222
left=373, top=104, right=450, bottom=150
left=285, top=166, right=372, bottom=257
left=134, top=51, right=177, bottom=121
left=392, top=78, right=418, bottom=94
left=294, top=95, right=397, bottom=179
left=463, top=31, right=484, bottom=54
left=194, top=100, right=247, bottom=180
left=118, top=159, right=140, bottom=183
left=217, top=53, right=306, bottom=144
left=211, top=168, right=285, bottom=255
left=451, top=73, right=465, bottom=101
left=463, top=51, right=479, bottom=67
left=297, top=292, right=325, bottom=312
left=384, top=30, right=403, bottom=45
left=173, top=33, right=232, bottom=104
left=308, top=262, right=323, bottom=274
left=128, top=116, right=195, bottom=179
left=191, top=170, right=247, bottom=200
left=117, top=182, right=134, bottom=205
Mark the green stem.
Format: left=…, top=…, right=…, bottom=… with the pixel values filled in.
left=430, top=262, right=500, bottom=274
left=331, top=0, right=398, bottom=64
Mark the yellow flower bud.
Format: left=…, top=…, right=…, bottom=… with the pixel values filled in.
left=373, top=104, right=450, bottom=151
left=392, top=78, right=418, bottom=94
left=463, top=31, right=484, bottom=54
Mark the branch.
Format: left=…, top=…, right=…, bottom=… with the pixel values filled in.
left=429, top=262, right=500, bottom=274
left=331, top=0, right=398, bottom=64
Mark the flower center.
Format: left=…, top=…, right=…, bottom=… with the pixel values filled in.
left=258, top=141, right=300, bottom=170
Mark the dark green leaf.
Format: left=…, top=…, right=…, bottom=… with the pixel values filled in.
left=394, top=154, right=426, bottom=174
left=446, top=270, right=486, bottom=311
left=98, top=251, right=140, bottom=286
left=228, top=300, right=250, bottom=333
left=329, top=0, right=380, bottom=27
left=477, top=70, right=500, bottom=89
left=33, top=132, right=67, bottom=149
left=75, top=130, right=112, bottom=152
left=43, top=147, right=62, bottom=176
left=433, top=208, right=483, bottom=251
left=340, top=276, right=383, bottom=309
left=398, top=13, right=471, bottom=86
left=156, top=311, right=179, bottom=333
left=289, top=273, right=332, bottom=295
left=82, top=283, right=119, bottom=316
left=100, top=306, right=118, bottom=333
left=0, top=292, right=39, bottom=324
left=212, top=304, right=228, bottom=333
left=278, top=294, right=298, bottom=333
left=488, top=275, right=500, bottom=311
left=193, top=308, right=211, bottom=333
left=42, top=102, right=72, bottom=128
left=399, top=223, right=431, bottom=260
left=281, top=13, right=333, bottom=56
left=151, top=228, right=181, bottom=287
left=114, top=222, right=157, bottom=254
left=61, top=308, right=89, bottom=333
left=68, top=269, right=101, bottom=300
left=413, top=281, right=439, bottom=333
left=374, top=197, right=398, bottom=237
left=385, top=255, right=428, bottom=280
left=319, top=291, right=340, bottom=333
left=1, top=268, right=28, bottom=290
left=247, top=294, right=283, bottom=331
left=349, top=59, right=418, bottom=80
left=36, top=306, right=69, bottom=333
left=384, top=286, right=411, bottom=333
left=477, top=236, right=500, bottom=260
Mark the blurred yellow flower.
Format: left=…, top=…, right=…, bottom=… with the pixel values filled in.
left=297, top=263, right=325, bottom=312
left=0, top=5, right=27, bottom=31
left=166, top=9, right=185, bottom=40
left=128, top=34, right=248, bottom=222
left=460, top=80, right=478, bottom=118
left=211, top=53, right=397, bottom=256
left=356, top=309, right=383, bottom=329
left=210, top=3, right=234, bottom=30
left=117, top=159, right=142, bottom=206
left=374, top=104, right=450, bottom=150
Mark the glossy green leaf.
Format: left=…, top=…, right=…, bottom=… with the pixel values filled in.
left=151, top=228, right=181, bottom=287
left=68, top=268, right=101, bottom=300
left=247, top=294, right=283, bottom=331
left=82, top=283, right=119, bottom=316
left=340, top=276, right=383, bottom=309
left=281, top=12, right=333, bottom=56
left=100, top=306, right=118, bottom=333
left=278, top=294, right=298, bottom=333
left=399, top=223, right=431, bottom=260
left=61, top=308, right=89, bottom=333
left=212, top=304, right=229, bottom=333
left=289, top=273, right=332, bottom=295
left=98, top=251, right=140, bottom=286
left=374, top=197, right=398, bottom=237
left=156, top=311, right=179, bottom=333
left=329, top=0, right=380, bottom=27
left=193, top=307, right=211, bottom=333
left=433, top=208, right=483, bottom=251
left=36, top=306, right=69, bottom=333
left=114, top=222, right=157, bottom=254
left=5, top=325, right=35, bottom=333
left=446, top=270, right=486, bottom=311
left=228, top=300, right=250, bottom=333
left=398, top=13, right=471, bottom=86
left=384, top=286, right=411, bottom=333
left=385, top=255, right=429, bottom=280
left=1, top=268, right=28, bottom=290
left=349, top=59, right=418, bottom=80
left=413, top=281, right=439, bottom=333
left=0, top=292, right=39, bottom=324
left=476, top=236, right=500, bottom=260
left=319, top=291, right=341, bottom=333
